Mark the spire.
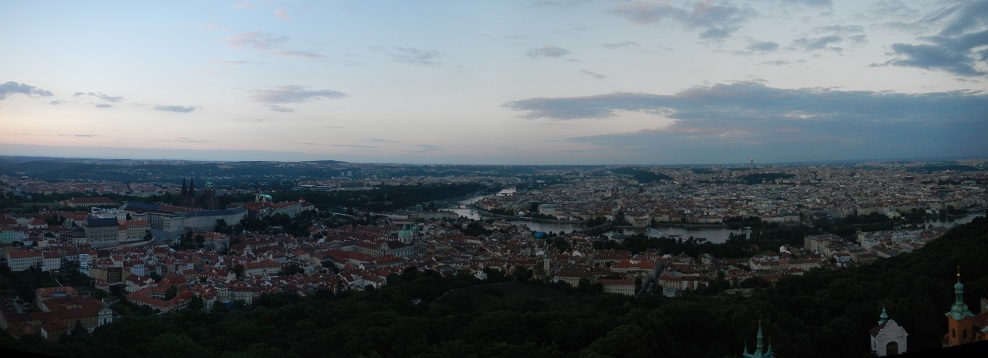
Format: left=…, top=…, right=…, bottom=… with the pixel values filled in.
left=743, top=321, right=773, bottom=358
left=756, top=320, right=764, bottom=351
left=878, top=306, right=889, bottom=325
left=181, top=178, right=188, bottom=197
left=955, top=265, right=964, bottom=305
left=948, top=265, right=974, bottom=320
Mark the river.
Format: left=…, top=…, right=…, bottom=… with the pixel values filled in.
left=445, top=194, right=986, bottom=244
left=445, top=191, right=746, bottom=243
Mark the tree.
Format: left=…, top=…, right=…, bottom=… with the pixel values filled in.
left=231, top=263, right=245, bottom=278
left=164, top=285, right=178, bottom=300
left=279, top=263, right=303, bottom=276
left=584, top=324, right=656, bottom=357
left=145, top=332, right=211, bottom=358
left=188, top=295, right=204, bottom=311
left=214, top=219, right=231, bottom=234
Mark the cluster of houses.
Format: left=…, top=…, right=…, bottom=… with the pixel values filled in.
left=474, top=166, right=985, bottom=227
left=0, top=287, right=115, bottom=342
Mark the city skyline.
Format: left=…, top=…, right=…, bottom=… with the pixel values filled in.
left=1, top=1, right=987, bottom=165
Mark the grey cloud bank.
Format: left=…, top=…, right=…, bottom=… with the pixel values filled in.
left=506, top=82, right=988, bottom=163
left=884, top=0, right=988, bottom=76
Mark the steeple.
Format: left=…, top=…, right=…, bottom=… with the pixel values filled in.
left=743, top=321, right=773, bottom=358
left=878, top=306, right=889, bottom=325
left=756, top=322, right=764, bottom=351
left=944, top=266, right=976, bottom=347
left=181, top=178, right=188, bottom=197
left=948, top=266, right=974, bottom=320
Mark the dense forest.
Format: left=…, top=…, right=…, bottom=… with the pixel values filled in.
left=3, top=218, right=987, bottom=357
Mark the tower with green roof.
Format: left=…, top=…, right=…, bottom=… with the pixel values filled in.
left=944, top=268, right=976, bottom=347
left=742, top=322, right=773, bottom=358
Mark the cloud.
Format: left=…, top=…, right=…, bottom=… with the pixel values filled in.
left=409, top=144, right=441, bottom=153
left=881, top=1, right=988, bottom=77
left=94, top=104, right=114, bottom=109
left=793, top=35, right=843, bottom=51
left=781, top=0, right=831, bottom=7
left=275, top=8, right=289, bottom=19
left=816, top=25, right=864, bottom=34
left=60, top=134, right=98, bottom=138
left=370, top=138, right=402, bottom=144
left=761, top=60, right=791, bottom=65
left=223, top=29, right=326, bottom=60
left=603, top=41, right=640, bottom=49
left=788, top=24, right=867, bottom=53
left=527, top=45, right=570, bottom=58
left=0, top=81, right=54, bottom=100
left=580, top=69, right=607, bottom=79
left=49, top=100, right=64, bottom=105
left=612, top=1, right=757, bottom=40
left=224, top=31, right=288, bottom=50
left=504, top=82, right=988, bottom=162
left=274, top=50, right=324, bottom=59
left=234, top=118, right=267, bottom=122
left=232, top=1, right=253, bottom=9
left=214, top=60, right=252, bottom=65
left=330, top=144, right=377, bottom=149
left=746, top=41, right=779, bottom=53
left=154, top=105, right=198, bottom=113
left=391, top=47, right=444, bottom=66
left=164, top=137, right=211, bottom=143
left=73, top=91, right=124, bottom=103
left=267, top=105, right=294, bottom=112
left=249, top=86, right=347, bottom=103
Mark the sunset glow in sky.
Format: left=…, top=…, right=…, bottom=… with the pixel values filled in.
left=2, top=1, right=986, bottom=164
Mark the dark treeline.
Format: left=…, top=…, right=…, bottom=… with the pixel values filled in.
left=3, top=218, right=986, bottom=357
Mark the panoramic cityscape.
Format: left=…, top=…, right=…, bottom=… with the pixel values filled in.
left=0, top=157, right=986, bottom=356
left=2, top=0, right=988, bottom=357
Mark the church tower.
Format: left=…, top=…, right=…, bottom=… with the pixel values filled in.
left=203, top=180, right=218, bottom=210
left=742, top=322, right=773, bottom=358
left=944, top=268, right=976, bottom=347
left=188, top=178, right=196, bottom=206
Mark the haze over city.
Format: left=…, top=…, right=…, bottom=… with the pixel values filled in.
left=1, top=0, right=987, bottom=165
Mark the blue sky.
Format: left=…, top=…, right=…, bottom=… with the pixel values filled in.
left=1, top=0, right=986, bottom=165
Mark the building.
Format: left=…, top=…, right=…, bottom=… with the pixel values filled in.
left=36, top=291, right=115, bottom=334
left=120, top=202, right=246, bottom=232
left=942, top=271, right=988, bottom=347
left=870, top=306, right=907, bottom=356
left=60, top=197, right=119, bottom=208
left=742, top=323, right=774, bottom=358
left=6, top=250, right=42, bottom=271
left=598, top=278, right=636, bottom=296
left=84, top=217, right=121, bottom=247
left=180, top=178, right=220, bottom=210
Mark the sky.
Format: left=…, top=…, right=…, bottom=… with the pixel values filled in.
left=1, top=0, right=987, bottom=165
